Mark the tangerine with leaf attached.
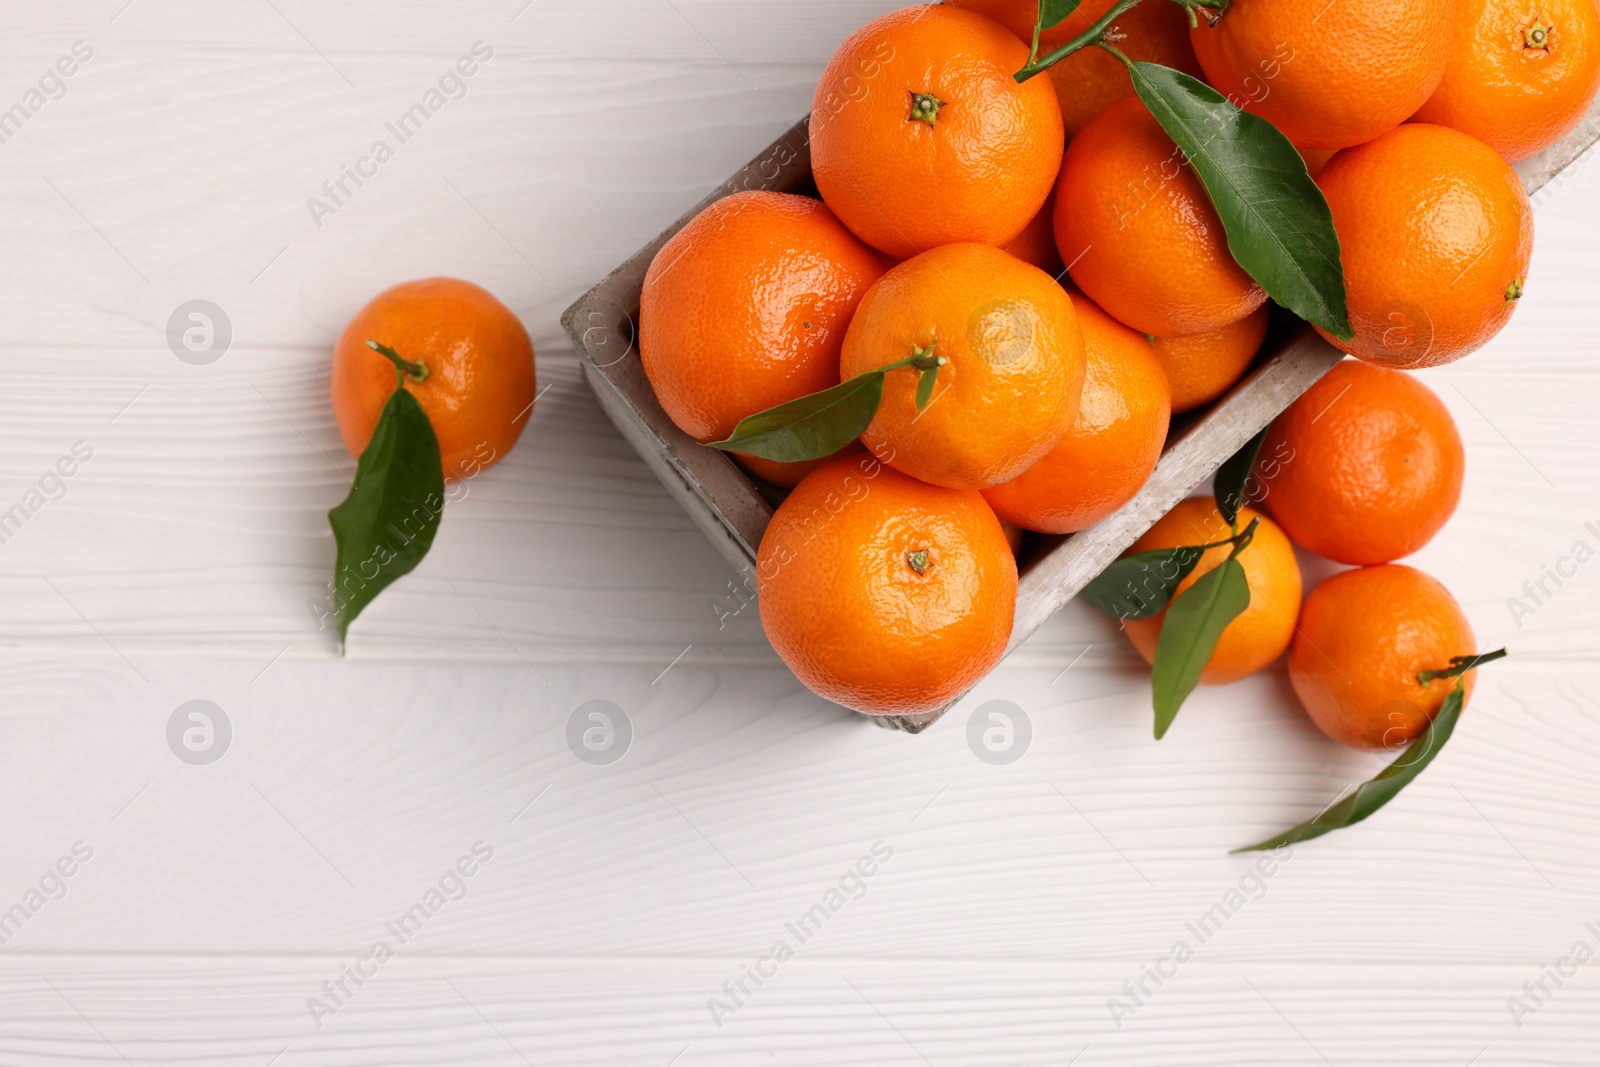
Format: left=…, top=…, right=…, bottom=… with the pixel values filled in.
left=1290, top=564, right=1479, bottom=751
left=841, top=243, right=1086, bottom=490
left=1121, top=497, right=1302, bottom=685
left=639, top=191, right=887, bottom=487
left=332, top=277, right=535, bottom=482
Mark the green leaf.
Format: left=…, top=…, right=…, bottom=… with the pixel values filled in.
left=1214, top=426, right=1269, bottom=529
left=915, top=364, right=938, bottom=412
left=1234, top=685, right=1466, bottom=852
left=710, top=370, right=883, bottom=463
left=1038, top=0, right=1083, bottom=30
left=328, top=382, right=445, bottom=646
left=1078, top=546, right=1207, bottom=620
left=1151, top=556, right=1250, bottom=738
left=1120, top=58, right=1352, bottom=339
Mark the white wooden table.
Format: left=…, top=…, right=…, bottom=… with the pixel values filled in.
left=1, top=2, right=1597, bottom=1063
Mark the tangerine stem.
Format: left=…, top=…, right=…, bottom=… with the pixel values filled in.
left=367, top=339, right=429, bottom=383
left=1417, top=648, right=1509, bottom=687
left=1226, top=516, right=1261, bottom=559
left=1016, top=0, right=1144, bottom=82
left=1167, top=0, right=1230, bottom=30
left=880, top=345, right=947, bottom=375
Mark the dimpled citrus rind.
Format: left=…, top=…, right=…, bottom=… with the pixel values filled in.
left=757, top=454, right=1017, bottom=715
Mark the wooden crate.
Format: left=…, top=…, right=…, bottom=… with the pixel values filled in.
left=562, top=105, right=1600, bottom=734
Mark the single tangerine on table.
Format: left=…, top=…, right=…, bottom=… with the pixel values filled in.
left=841, top=243, right=1087, bottom=491
left=757, top=453, right=1017, bottom=717
left=1120, top=497, right=1303, bottom=686
left=1190, top=0, right=1452, bottom=150
left=1314, top=123, right=1533, bottom=368
left=1290, top=564, right=1479, bottom=751
left=637, top=191, right=886, bottom=488
left=332, top=277, right=535, bottom=481
left=1148, top=305, right=1269, bottom=414
left=1414, top=0, right=1600, bottom=162
left=1256, top=360, right=1465, bottom=566
left=809, top=5, right=1065, bottom=259
left=1055, top=96, right=1267, bottom=338
left=983, top=292, right=1171, bottom=534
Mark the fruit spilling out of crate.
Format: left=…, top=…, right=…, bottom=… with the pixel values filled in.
left=566, top=0, right=1600, bottom=847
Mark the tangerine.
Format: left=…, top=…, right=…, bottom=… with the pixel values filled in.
left=1148, top=305, right=1269, bottom=414
left=841, top=243, right=1086, bottom=490
left=1314, top=123, right=1534, bottom=368
left=757, top=453, right=1017, bottom=716
left=1257, top=360, right=1465, bottom=565
left=1190, top=0, right=1452, bottom=150
left=1045, top=0, right=1203, bottom=137
left=983, top=292, right=1171, bottom=534
left=948, top=0, right=1204, bottom=136
left=332, top=277, right=535, bottom=481
left=638, top=191, right=886, bottom=485
left=1055, top=95, right=1266, bottom=338
left=1121, top=497, right=1302, bottom=685
left=810, top=5, right=1064, bottom=258
left=1290, top=564, right=1479, bottom=750
left=1414, top=0, right=1600, bottom=162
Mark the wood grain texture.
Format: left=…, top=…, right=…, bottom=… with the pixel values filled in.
left=1, top=1, right=1599, bottom=1063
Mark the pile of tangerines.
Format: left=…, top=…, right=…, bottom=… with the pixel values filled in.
left=637, top=0, right=1596, bottom=841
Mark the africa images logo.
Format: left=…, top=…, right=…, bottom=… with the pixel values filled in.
left=306, top=41, right=494, bottom=228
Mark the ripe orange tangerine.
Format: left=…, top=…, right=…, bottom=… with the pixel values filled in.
left=810, top=5, right=1064, bottom=259
left=841, top=243, right=1086, bottom=490
left=1190, top=0, right=1452, bottom=150
left=1256, top=360, right=1465, bottom=566
left=638, top=191, right=886, bottom=486
left=1121, top=497, right=1303, bottom=686
left=1414, top=0, right=1600, bottom=162
left=1314, top=123, right=1533, bottom=368
left=1290, top=564, right=1479, bottom=751
left=983, top=292, right=1171, bottom=534
left=332, top=277, right=535, bottom=482
left=1055, top=95, right=1266, bottom=338
left=757, top=453, right=1017, bottom=716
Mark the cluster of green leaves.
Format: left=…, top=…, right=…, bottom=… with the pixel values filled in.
left=1019, top=0, right=1351, bottom=340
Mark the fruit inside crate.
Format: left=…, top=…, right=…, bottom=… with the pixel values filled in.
left=563, top=94, right=1600, bottom=734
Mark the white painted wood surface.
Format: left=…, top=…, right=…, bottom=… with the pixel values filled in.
left=1, top=1, right=1598, bottom=1063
